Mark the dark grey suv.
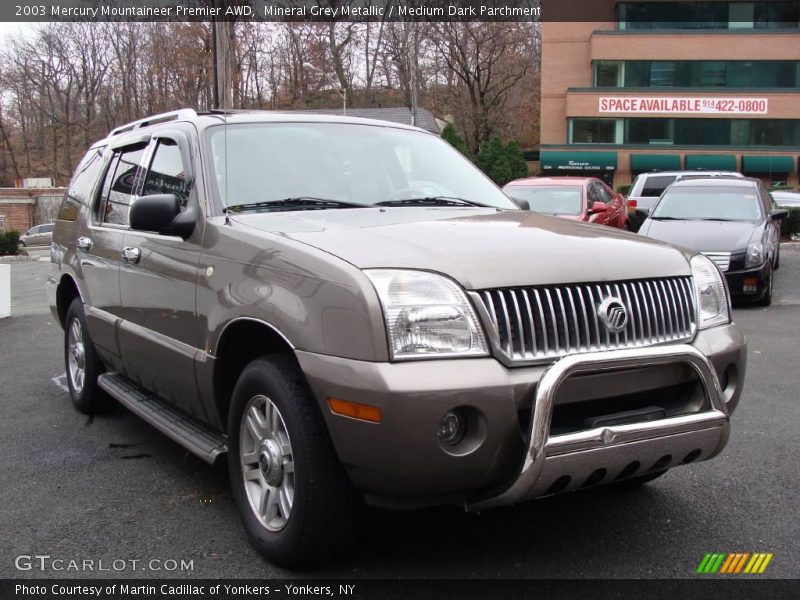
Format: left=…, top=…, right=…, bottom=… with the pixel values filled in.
left=48, top=109, right=746, bottom=566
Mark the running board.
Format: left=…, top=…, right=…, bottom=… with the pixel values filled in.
left=98, top=372, right=227, bottom=464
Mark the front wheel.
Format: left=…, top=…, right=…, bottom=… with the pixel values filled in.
left=227, top=355, right=361, bottom=567
left=758, top=271, right=773, bottom=307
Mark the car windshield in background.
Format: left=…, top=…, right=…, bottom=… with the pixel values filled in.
left=207, top=123, right=516, bottom=211
left=651, top=187, right=762, bottom=222
left=504, top=186, right=583, bottom=216
left=773, top=192, right=800, bottom=208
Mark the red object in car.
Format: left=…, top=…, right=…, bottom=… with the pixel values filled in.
left=502, top=176, right=629, bottom=230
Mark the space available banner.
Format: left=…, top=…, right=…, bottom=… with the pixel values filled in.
left=599, top=97, right=770, bottom=115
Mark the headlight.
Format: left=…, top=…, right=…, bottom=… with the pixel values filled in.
left=745, top=240, right=764, bottom=268
left=691, top=255, right=730, bottom=330
left=365, top=269, right=489, bottom=360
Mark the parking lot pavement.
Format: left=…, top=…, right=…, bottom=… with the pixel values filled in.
left=1, top=246, right=798, bottom=579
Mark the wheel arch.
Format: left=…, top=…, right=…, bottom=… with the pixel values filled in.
left=56, top=274, right=82, bottom=327
left=212, top=318, right=300, bottom=429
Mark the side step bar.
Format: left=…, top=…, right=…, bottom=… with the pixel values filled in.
left=98, top=372, right=227, bottom=464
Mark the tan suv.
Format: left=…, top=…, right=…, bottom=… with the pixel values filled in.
left=48, top=109, right=746, bottom=566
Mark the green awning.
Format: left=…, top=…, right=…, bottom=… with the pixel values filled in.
left=540, top=151, right=617, bottom=173
left=630, top=154, right=682, bottom=173
left=685, top=154, right=737, bottom=171
left=741, top=155, right=795, bottom=174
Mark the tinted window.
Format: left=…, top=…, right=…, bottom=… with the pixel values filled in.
left=142, top=139, right=189, bottom=205
left=640, top=175, right=677, bottom=197
left=99, top=145, right=146, bottom=226
left=40, top=224, right=54, bottom=233
left=652, top=186, right=763, bottom=221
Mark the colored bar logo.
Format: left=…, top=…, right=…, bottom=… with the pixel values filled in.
left=696, top=553, right=773, bottom=574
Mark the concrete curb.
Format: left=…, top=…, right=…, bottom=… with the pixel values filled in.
left=0, top=255, right=47, bottom=263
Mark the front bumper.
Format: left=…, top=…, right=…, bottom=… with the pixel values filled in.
left=297, top=323, right=745, bottom=508
left=725, top=262, right=771, bottom=302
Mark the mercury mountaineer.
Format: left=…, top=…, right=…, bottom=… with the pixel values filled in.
left=48, top=109, right=746, bottom=566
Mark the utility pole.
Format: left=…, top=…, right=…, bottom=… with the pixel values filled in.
left=212, top=1, right=235, bottom=109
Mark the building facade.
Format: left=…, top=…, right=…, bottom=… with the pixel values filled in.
left=540, top=1, right=800, bottom=189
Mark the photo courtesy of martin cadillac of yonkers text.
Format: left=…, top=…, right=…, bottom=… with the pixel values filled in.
left=0, top=0, right=797, bottom=597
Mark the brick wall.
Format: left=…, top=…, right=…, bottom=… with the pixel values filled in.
left=0, top=201, right=34, bottom=233
left=0, top=187, right=67, bottom=233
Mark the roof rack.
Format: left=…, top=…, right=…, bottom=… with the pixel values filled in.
left=109, top=109, right=199, bottom=137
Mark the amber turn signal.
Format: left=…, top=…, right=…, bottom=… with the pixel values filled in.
left=327, top=397, right=382, bottom=423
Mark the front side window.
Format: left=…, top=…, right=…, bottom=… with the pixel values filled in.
left=98, top=145, right=147, bottom=226
left=207, top=123, right=516, bottom=210
left=503, top=186, right=583, bottom=216
left=142, top=139, right=190, bottom=205
left=652, top=186, right=763, bottom=221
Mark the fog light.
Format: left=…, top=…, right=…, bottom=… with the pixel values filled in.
left=743, top=277, right=758, bottom=294
left=437, top=410, right=466, bottom=447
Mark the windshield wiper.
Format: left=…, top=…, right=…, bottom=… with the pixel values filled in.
left=376, top=196, right=491, bottom=208
left=224, top=197, right=371, bottom=213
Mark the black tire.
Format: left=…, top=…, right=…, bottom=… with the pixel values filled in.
left=758, top=271, right=773, bottom=307
left=227, top=355, right=362, bottom=567
left=774, top=247, right=780, bottom=271
left=610, top=469, right=669, bottom=489
left=64, top=298, right=109, bottom=414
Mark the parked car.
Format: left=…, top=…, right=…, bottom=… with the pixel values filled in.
left=18, top=222, right=54, bottom=247
left=48, top=109, right=746, bottom=566
left=627, top=171, right=744, bottom=213
left=771, top=190, right=800, bottom=209
left=502, top=177, right=628, bottom=229
left=638, top=177, right=787, bottom=305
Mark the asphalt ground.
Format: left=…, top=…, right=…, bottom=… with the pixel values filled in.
left=0, top=247, right=798, bottom=580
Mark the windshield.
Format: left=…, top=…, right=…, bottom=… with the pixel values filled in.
left=207, top=122, right=516, bottom=211
left=651, top=187, right=763, bottom=221
left=503, top=186, right=583, bottom=216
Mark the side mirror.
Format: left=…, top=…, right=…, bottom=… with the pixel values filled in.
left=509, top=195, right=530, bottom=211
left=589, top=201, right=609, bottom=214
left=129, top=194, right=195, bottom=239
left=771, top=208, right=789, bottom=221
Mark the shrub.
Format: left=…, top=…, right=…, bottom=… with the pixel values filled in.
left=616, top=184, right=632, bottom=196
left=0, top=231, right=20, bottom=256
left=475, top=136, right=528, bottom=186
left=441, top=123, right=473, bottom=161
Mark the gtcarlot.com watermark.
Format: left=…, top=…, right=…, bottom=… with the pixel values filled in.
left=14, top=554, right=194, bottom=573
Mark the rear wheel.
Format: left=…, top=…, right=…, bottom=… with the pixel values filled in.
left=64, top=298, right=109, bottom=414
left=227, top=355, right=361, bottom=566
left=774, top=246, right=780, bottom=271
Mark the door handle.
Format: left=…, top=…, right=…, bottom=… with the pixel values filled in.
left=77, top=237, right=92, bottom=251
left=122, top=246, right=141, bottom=264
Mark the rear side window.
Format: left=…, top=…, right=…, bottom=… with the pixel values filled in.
left=97, top=145, right=147, bottom=227
left=640, top=175, right=677, bottom=197
left=58, top=148, right=105, bottom=221
left=141, top=139, right=190, bottom=205
left=40, top=224, right=54, bottom=233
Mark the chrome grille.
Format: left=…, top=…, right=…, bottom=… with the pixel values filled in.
left=475, top=277, right=696, bottom=364
left=701, top=252, right=731, bottom=272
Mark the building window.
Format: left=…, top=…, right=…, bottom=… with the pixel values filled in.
left=617, top=1, right=800, bottom=30
left=626, top=119, right=675, bottom=145
left=595, top=61, right=624, bottom=87
left=570, top=119, right=620, bottom=144
left=596, top=60, right=800, bottom=89
left=0, top=215, right=5, bottom=233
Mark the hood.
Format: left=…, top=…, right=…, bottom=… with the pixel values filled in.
left=230, top=207, right=691, bottom=289
left=640, top=218, right=758, bottom=254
